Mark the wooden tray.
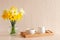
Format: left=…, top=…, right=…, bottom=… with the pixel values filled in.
left=20, top=30, right=53, bottom=38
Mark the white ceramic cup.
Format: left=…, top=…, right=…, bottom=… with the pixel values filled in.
left=29, top=29, right=36, bottom=34
left=39, top=27, right=45, bottom=34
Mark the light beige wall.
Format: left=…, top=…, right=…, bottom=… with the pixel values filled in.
left=0, top=0, right=59, bottom=34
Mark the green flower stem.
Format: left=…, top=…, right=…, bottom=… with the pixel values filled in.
left=10, top=21, right=16, bottom=35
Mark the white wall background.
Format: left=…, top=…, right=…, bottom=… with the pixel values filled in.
left=0, top=0, right=59, bottom=34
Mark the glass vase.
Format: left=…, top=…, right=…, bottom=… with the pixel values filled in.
left=10, top=21, right=16, bottom=35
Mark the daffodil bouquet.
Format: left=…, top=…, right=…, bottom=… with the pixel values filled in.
left=2, top=6, right=24, bottom=35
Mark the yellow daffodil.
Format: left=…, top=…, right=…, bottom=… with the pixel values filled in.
left=17, top=13, right=22, bottom=21
left=2, top=10, right=9, bottom=20
left=2, top=6, right=24, bottom=21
